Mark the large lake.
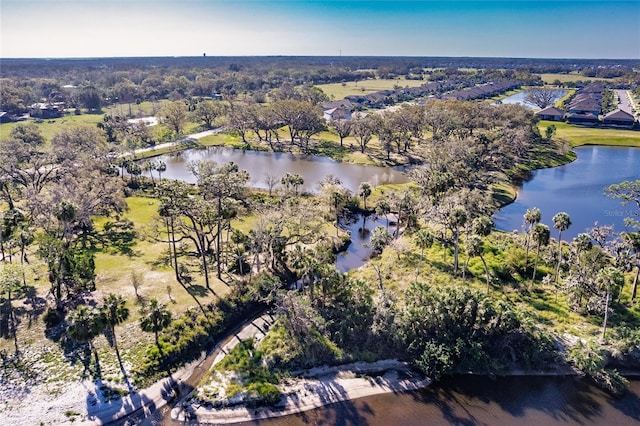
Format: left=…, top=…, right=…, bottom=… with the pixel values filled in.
left=494, top=146, right=640, bottom=240
left=145, top=146, right=408, bottom=193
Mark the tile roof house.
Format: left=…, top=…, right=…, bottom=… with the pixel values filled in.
left=321, top=100, right=354, bottom=121
left=536, top=106, right=566, bottom=121
left=441, top=81, right=520, bottom=101
left=567, top=84, right=604, bottom=117
left=29, top=102, right=63, bottom=119
left=568, top=99, right=601, bottom=115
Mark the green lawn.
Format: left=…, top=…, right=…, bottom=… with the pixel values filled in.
left=315, top=78, right=426, bottom=100
left=538, top=72, right=609, bottom=84
left=0, top=101, right=199, bottom=146
left=0, top=113, right=105, bottom=141
left=538, top=121, right=640, bottom=147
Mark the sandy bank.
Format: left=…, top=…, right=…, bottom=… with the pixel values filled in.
left=171, top=360, right=430, bottom=424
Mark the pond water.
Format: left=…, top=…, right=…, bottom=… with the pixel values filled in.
left=494, top=146, right=640, bottom=240
left=498, top=89, right=568, bottom=108
left=336, top=213, right=396, bottom=273
left=144, top=146, right=408, bottom=193
left=237, top=375, right=640, bottom=426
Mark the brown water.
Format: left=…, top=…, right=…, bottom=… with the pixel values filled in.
left=235, top=375, right=640, bottom=426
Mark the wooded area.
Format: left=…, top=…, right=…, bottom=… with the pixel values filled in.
left=1, top=57, right=639, bottom=416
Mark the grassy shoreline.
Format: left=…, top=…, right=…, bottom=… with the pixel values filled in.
left=129, top=122, right=637, bottom=210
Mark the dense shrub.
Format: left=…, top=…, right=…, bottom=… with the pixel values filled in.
left=401, top=282, right=558, bottom=377
left=43, top=308, right=62, bottom=328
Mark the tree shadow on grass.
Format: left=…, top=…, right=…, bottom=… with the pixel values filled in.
left=186, top=284, right=209, bottom=298
left=85, top=220, right=141, bottom=257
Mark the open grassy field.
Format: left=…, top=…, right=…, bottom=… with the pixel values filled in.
left=92, top=195, right=224, bottom=314
left=315, top=78, right=426, bottom=100
left=538, top=72, right=606, bottom=84
left=538, top=120, right=640, bottom=147
left=0, top=113, right=105, bottom=141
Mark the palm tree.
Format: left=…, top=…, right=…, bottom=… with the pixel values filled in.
left=143, top=160, right=157, bottom=182
left=330, top=189, right=346, bottom=236
left=597, top=267, right=624, bottom=343
left=358, top=182, right=372, bottom=210
left=67, top=305, right=104, bottom=376
left=156, top=160, right=167, bottom=180
left=139, top=298, right=172, bottom=350
left=414, top=229, right=434, bottom=279
left=531, top=224, right=550, bottom=285
left=465, top=235, right=491, bottom=293
left=523, top=207, right=541, bottom=265
left=280, top=172, right=293, bottom=194
left=552, top=212, right=571, bottom=283
left=290, top=174, right=304, bottom=196
left=100, top=294, right=130, bottom=390
left=448, top=208, right=467, bottom=275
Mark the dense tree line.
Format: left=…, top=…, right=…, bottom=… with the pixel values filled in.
left=9, top=55, right=638, bottom=117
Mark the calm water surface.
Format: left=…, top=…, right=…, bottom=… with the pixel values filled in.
left=146, top=146, right=408, bottom=193
left=498, top=90, right=568, bottom=108
left=494, top=146, right=640, bottom=240
left=238, top=375, right=640, bottom=426
left=336, top=213, right=395, bottom=273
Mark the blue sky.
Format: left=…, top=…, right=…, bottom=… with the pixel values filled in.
left=1, top=1, right=639, bottom=59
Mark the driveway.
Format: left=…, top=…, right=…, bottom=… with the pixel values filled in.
left=615, top=89, right=634, bottom=114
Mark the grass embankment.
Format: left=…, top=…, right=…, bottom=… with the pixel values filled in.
left=538, top=121, right=640, bottom=147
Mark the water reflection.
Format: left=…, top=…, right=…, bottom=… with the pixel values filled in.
left=494, top=146, right=640, bottom=240
left=236, top=376, right=640, bottom=426
left=336, top=213, right=396, bottom=273
left=143, top=146, right=408, bottom=193
left=497, top=90, right=568, bottom=109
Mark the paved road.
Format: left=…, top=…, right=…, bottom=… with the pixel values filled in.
left=615, top=89, right=634, bottom=114
left=131, top=128, right=222, bottom=156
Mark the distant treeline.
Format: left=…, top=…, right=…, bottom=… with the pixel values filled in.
left=2, top=56, right=639, bottom=77
left=1, top=56, right=638, bottom=117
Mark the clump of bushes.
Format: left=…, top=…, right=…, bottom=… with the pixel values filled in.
left=198, top=338, right=281, bottom=407
left=401, top=282, right=561, bottom=377
left=568, top=339, right=628, bottom=396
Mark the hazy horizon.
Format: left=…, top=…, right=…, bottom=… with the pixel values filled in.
left=2, top=1, right=639, bottom=60
left=2, top=54, right=638, bottom=61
